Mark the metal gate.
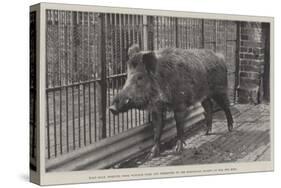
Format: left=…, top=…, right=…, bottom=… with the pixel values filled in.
left=45, top=10, right=239, bottom=162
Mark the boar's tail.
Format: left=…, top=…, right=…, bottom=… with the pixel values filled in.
left=215, top=52, right=225, bottom=62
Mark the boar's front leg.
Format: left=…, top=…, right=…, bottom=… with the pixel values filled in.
left=146, top=110, right=164, bottom=159
left=174, top=104, right=187, bottom=153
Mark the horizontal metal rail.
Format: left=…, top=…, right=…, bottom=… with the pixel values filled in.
left=46, top=73, right=128, bottom=92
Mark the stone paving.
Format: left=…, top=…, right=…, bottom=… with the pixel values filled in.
left=116, top=104, right=271, bottom=168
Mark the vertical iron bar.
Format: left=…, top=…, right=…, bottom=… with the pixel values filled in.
left=192, top=19, right=195, bottom=48
left=66, top=84, right=69, bottom=151
left=181, top=18, right=184, bottom=48
left=197, top=20, right=200, bottom=47
left=138, top=16, right=142, bottom=47
left=175, top=17, right=179, bottom=48
left=186, top=18, right=189, bottom=48
left=177, top=18, right=180, bottom=48
left=78, top=77, right=81, bottom=147
left=215, top=20, right=218, bottom=52
left=128, top=15, right=133, bottom=128
left=72, top=86, right=75, bottom=149
left=201, top=19, right=205, bottom=49
left=134, top=15, right=138, bottom=127
left=137, top=18, right=141, bottom=125
left=124, top=15, right=129, bottom=130
left=132, top=15, right=135, bottom=43
left=225, top=21, right=228, bottom=63
left=119, top=15, right=125, bottom=131
left=71, top=11, right=76, bottom=150
left=234, top=21, right=241, bottom=103
left=46, top=10, right=51, bottom=159
left=83, top=84, right=86, bottom=146
left=143, top=16, right=148, bottom=50
left=46, top=92, right=50, bottom=158
left=168, top=17, right=173, bottom=46
left=182, top=18, right=185, bottom=48
left=112, top=80, right=115, bottom=135
left=116, top=14, right=120, bottom=132
left=107, top=14, right=112, bottom=136
left=116, top=76, right=120, bottom=132
left=179, top=18, right=182, bottom=48
left=82, top=13, right=87, bottom=146
left=138, top=12, right=141, bottom=122
left=93, top=13, right=97, bottom=142
left=78, top=13, right=81, bottom=148
left=165, top=17, right=168, bottom=47
left=88, top=13, right=92, bottom=144
left=105, top=14, right=109, bottom=137
left=58, top=11, right=63, bottom=155
left=94, top=82, right=97, bottom=141
left=161, top=16, right=167, bottom=48
left=119, top=14, right=123, bottom=74
left=160, top=17, right=163, bottom=48
left=65, top=11, right=69, bottom=153
left=142, top=15, right=147, bottom=126
left=153, top=16, right=156, bottom=50
left=188, top=19, right=191, bottom=48
left=52, top=91, right=57, bottom=157
left=185, top=18, right=188, bottom=48
left=112, top=14, right=116, bottom=135
left=83, top=83, right=86, bottom=145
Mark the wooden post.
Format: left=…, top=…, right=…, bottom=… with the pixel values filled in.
left=98, top=13, right=107, bottom=139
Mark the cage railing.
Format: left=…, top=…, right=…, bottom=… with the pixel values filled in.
left=45, top=10, right=239, bottom=161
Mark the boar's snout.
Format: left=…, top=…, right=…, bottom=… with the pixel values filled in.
left=109, top=104, right=118, bottom=115
left=109, top=95, right=132, bottom=115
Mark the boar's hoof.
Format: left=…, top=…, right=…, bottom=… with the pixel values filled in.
left=228, top=124, right=233, bottom=132
left=146, top=144, right=160, bottom=160
left=174, top=140, right=185, bottom=154
left=205, top=128, right=212, bottom=135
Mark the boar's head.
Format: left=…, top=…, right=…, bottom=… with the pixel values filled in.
left=109, top=44, right=158, bottom=115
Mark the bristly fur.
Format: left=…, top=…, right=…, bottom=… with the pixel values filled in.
left=111, top=47, right=228, bottom=113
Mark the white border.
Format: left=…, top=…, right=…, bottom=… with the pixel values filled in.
left=34, top=3, right=274, bottom=185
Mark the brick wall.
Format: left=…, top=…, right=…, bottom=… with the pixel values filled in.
left=237, top=22, right=266, bottom=104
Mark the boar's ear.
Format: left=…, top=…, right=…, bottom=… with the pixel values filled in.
left=128, top=44, right=140, bottom=58
left=143, top=51, right=157, bottom=74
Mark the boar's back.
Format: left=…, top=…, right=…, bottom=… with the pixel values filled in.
left=154, top=48, right=228, bottom=107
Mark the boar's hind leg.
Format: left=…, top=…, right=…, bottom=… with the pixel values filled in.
left=146, top=111, right=164, bottom=159
left=202, top=98, right=213, bottom=135
left=212, top=93, right=234, bottom=132
left=174, top=104, right=187, bottom=153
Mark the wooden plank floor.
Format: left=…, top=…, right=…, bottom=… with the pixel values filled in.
left=115, top=103, right=271, bottom=168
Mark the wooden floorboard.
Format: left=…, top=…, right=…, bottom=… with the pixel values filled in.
left=134, top=104, right=271, bottom=168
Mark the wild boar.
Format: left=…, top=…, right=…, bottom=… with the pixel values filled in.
left=109, top=44, right=233, bottom=159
